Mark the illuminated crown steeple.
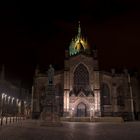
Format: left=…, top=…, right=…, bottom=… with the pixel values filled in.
left=69, top=21, right=90, bottom=56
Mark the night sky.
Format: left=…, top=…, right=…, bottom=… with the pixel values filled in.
left=0, top=0, right=140, bottom=88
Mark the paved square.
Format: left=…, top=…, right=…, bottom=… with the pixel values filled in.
left=0, top=120, right=140, bottom=140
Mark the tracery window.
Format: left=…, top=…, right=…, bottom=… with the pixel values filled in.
left=101, top=83, right=110, bottom=105
left=74, top=64, right=89, bottom=86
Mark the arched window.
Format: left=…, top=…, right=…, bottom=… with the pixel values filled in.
left=101, top=83, right=110, bottom=105
left=74, top=64, right=89, bottom=86
left=73, top=64, right=89, bottom=95
left=117, top=86, right=125, bottom=106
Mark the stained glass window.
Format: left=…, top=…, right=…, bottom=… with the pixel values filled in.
left=73, top=64, right=89, bottom=95
left=74, top=64, right=89, bottom=86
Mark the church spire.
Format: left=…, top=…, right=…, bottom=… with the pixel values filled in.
left=1, top=64, right=5, bottom=80
left=69, top=21, right=90, bottom=56
left=77, top=21, right=81, bottom=38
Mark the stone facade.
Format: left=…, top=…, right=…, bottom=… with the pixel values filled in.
left=31, top=23, right=140, bottom=121
left=0, top=65, right=30, bottom=117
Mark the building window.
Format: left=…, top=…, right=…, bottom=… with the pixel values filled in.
left=73, top=64, right=89, bottom=95
left=101, top=83, right=110, bottom=105
left=74, top=64, right=89, bottom=86
left=117, top=86, right=125, bottom=106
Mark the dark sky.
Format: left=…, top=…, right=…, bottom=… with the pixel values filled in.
left=0, top=0, right=140, bottom=87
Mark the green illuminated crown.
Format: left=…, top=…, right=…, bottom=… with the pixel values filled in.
left=69, top=21, right=90, bottom=56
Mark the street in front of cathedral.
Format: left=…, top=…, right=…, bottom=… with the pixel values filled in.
left=0, top=120, right=140, bottom=140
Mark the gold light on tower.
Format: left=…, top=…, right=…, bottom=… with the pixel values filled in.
left=69, top=21, right=89, bottom=56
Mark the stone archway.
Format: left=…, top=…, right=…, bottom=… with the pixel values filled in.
left=77, top=102, right=86, bottom=117
left=71, top=98, right=91, bottom=117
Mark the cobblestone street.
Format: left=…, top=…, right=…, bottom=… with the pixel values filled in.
left=0, top=120, right=140, bottom=140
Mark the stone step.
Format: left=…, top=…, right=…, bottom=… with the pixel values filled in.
left=61, top=117, right=124, bottom=123
left=91, top=117, right=124, bottom=123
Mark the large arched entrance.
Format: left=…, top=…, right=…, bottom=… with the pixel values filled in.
left=77, top=103, right=86, bottom=117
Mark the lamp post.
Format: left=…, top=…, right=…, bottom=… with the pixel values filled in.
left=8, top=96, right=11, bottom=118
left=1, top=94, right=23, bottom=125
left=4, top=94, right=8, bottom=125
left=18, top=100, right=21, bottom=120
left=16, top=99, right=19, bottom=121
left=8, top=96, right=12, bottom=124
left=0, top=93, right=5, bottom=125
left=1, top=93, right=5, bottom=116
left=8, top=96, right=11, bottom=104
left=11, top=97, right=15, bottom=122
left=24, top=101, right=27, bottom=119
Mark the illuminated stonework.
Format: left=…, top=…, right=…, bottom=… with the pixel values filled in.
left=69, top=21, right=89, bottom=56
left=32, top=23, right=140, bottom=121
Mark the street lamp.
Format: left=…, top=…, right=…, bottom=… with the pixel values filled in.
left=12, top=97, right=14, bottom=103
left=3, top=94, right=7, bottom=116
left=8, top=96, right=11, bottom=104
left=4, top=94, right=7, bottom=102
left=7, top=96, right=12, bottom=124
left=1, top=94, right=24, bottom=125
left=7, top=96, right=11, bottom=121
left=1, top=93, right=7, bottom=125
left=2, top=93, right=5, bottom=99
left=15, top=98, right=19, bottom=122
left=17, top=99, right=19, bottom=103
left=24, top=101, right=27, bottom=118
left=1, top=93, right=6, bottom=116
left=1, top=93, right=5, bottom=116
left=11, top=97, right=15, bottom=122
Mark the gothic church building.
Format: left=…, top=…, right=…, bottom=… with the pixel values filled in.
left=32, top=23, right=140, bottom=121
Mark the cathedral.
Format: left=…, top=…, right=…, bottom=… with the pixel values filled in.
left=31, top=22, right=140, bottom=121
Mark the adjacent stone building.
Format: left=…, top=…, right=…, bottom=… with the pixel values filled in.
left=0, top=65, right=30, bottom=117
left=32, top=22, right=140, bottom=121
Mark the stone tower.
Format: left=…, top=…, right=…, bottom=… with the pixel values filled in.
left=63, top=21, right=101, bottom=117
